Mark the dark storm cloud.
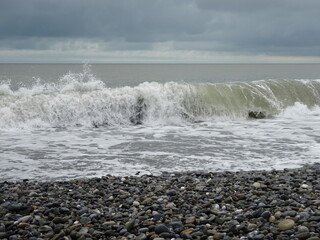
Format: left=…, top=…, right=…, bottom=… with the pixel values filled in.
left=0, top=0, right=320, bottom=57
left=0, top=0, right=208, bottom=41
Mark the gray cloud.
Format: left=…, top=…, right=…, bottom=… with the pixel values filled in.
left=0, top=0, right=319, bottom=61
left=0, top=0, right=208, bottom=41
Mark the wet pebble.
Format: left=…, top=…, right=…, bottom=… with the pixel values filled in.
left=0, top=163, right=318, bottom=239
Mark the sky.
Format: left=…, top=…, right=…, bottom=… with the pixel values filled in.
left=0, top=0, right=320, bottom=63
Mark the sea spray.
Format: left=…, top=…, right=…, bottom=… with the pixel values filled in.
left=1, top=66, right=320, bottom=129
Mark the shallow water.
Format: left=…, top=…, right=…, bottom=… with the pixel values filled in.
left=1, top=106, right=319, bottom=181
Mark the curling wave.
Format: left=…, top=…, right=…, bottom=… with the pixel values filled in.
left=1, top=75, right=320, bottom=129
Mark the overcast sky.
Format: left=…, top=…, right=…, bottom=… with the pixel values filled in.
left=1, top=0, right=320, bottom=63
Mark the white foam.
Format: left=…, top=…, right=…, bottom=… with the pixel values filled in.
left=1, top=67, right=320, bottom=180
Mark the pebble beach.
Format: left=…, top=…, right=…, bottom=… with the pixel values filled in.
left=0, top=164, right=319, bottom=240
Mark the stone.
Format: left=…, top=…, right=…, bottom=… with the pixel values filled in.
left=152, top=211, right=165, bottom=221
left=185, top=216, right=196, bottom=224
left=52, top=217, right=68, bottom=224
left=278, top=219, right=295, bottom=231
left=181, top=228, right=195, bottom=235
left=154, top=224, right=171, bottom=235
left=133, top=201, right=140, bottom=207
left=125, top=219, right=135, bottom=231
left=248, top=111, right=266, bottom=119
left=169, top=221, right=184, bottom=229
left=136, top=233, right=147, bottom=240
left=165, top=202, right=175, bottom=209
left=213, top=232, right=224, bottom=240
left=6, top=203, right=32, bottom=213
left=15, top=215, right=33, bottom=224
left=103, top=221, right=117, bottom=226
left=138, top=227, right=149, bottom=233
left=252, top=208, right=264, bottom=218
left=80, top=216, right=91, bottom=224
left=38, top=225, right=53, bottom=233
left=0, top=232, right=7, bottom=238
left=261, top=211, right=271, bottom=219
left=269, top=216, right=276, bottom=223
left=77, top=207, right=89, bottom=215
left=253, top=182, right=261, bottom=188
left=298, top=232, right=311, bottom=240
left=298, top=226, right=309, bottom=233
left=167, top=190, right=177, bottom=196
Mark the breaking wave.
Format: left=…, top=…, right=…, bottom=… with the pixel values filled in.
left=1, top=67, right=320, bottom=129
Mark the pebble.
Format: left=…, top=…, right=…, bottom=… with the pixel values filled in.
left=0, top=163, right=318, bottom=239
left=103, top=221, right=117, bottom=226
left=278, top=219, right=295, bottom=231
left=154, top=224, right=171, bottom=234
left=298, top=226, right=310, bottom=233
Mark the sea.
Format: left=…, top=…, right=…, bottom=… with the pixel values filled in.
left=1, top=63, right=320, bottom=181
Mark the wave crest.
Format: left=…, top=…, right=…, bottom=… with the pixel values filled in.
left=1, top=73, right=320, bottom=129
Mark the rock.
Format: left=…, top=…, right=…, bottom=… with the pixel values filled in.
left=125, top=219, right=135, bottom=231
left=213, top=232, right=224, bottom=240
left=298, top=232, right=311, bottom=240
left=130, top=96, right=146, bottom=125
left=77, top=207, right=89, bottom=215
left=78, top=227, right=89, bottom=235
left=103, top=221, right=117, bottom=226
left=274, top=211, right=282, bottom=219
left=248, top=111, right=266, bottom=119
left=152, top=211, right=165, bottom=221
left=15, top=215, right=33, bottom=224
left=136, top=233, right=147, bottom=240
left=138, top=227, right=149, bottom=233
left=300, top=184, right=310, bottom=189
left=38, top=225, right=53, bottom=233
left=261, top=211, right=271, bottom=219
left=169, top=221, right=184, bottom=229
left=166, top=190, right=177, bottom=196
left=80, top=216, right=91, bottom=224
left=185, top=216, right=196, bottom=224
left=133, top=201, right=140, bottom=207
left=0, top=232, right=7, bottom=238
left=6, top=203, right=32, bottom=213
left=181, top=228, right=195, bottom=235
left=165, top=202, right=175, bottom=209
left=278, top=219, right=295, bottom=231
left=60, top=207, right=70, bottom=214
left=298, top=226, right=309, bottom=233
left=52, top=217, right=68, bottom=224
left=268, top=216, right=276, bottom=223
left=253, top=182, right=261, bottom=188
left=248, top=223, right=257, bottom=231
left=51, top=230, right=65, bottom=240
left=44, top=202, right=60, bottom=208
left=252, top=208, right=264, bottom=218
left=154, top=224, right=171, bottom=235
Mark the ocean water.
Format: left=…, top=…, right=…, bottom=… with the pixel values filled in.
left=1, top=63, right=320, bottom=181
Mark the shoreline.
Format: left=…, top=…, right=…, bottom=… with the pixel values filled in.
left=0, top=164, right=319, bottom=240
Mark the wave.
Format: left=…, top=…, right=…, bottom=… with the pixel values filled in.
left=1, top=69, right=320, bottom=129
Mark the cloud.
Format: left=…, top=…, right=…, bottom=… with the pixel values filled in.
left=0, top=0, right=320, bottom=62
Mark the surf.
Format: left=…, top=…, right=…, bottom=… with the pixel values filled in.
left=1, top=68, right=320, bottom=129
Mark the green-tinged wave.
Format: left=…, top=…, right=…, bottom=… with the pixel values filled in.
left=1, top=78, right=320, bottom=128
left=183, top=79, right=320, bottom=118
